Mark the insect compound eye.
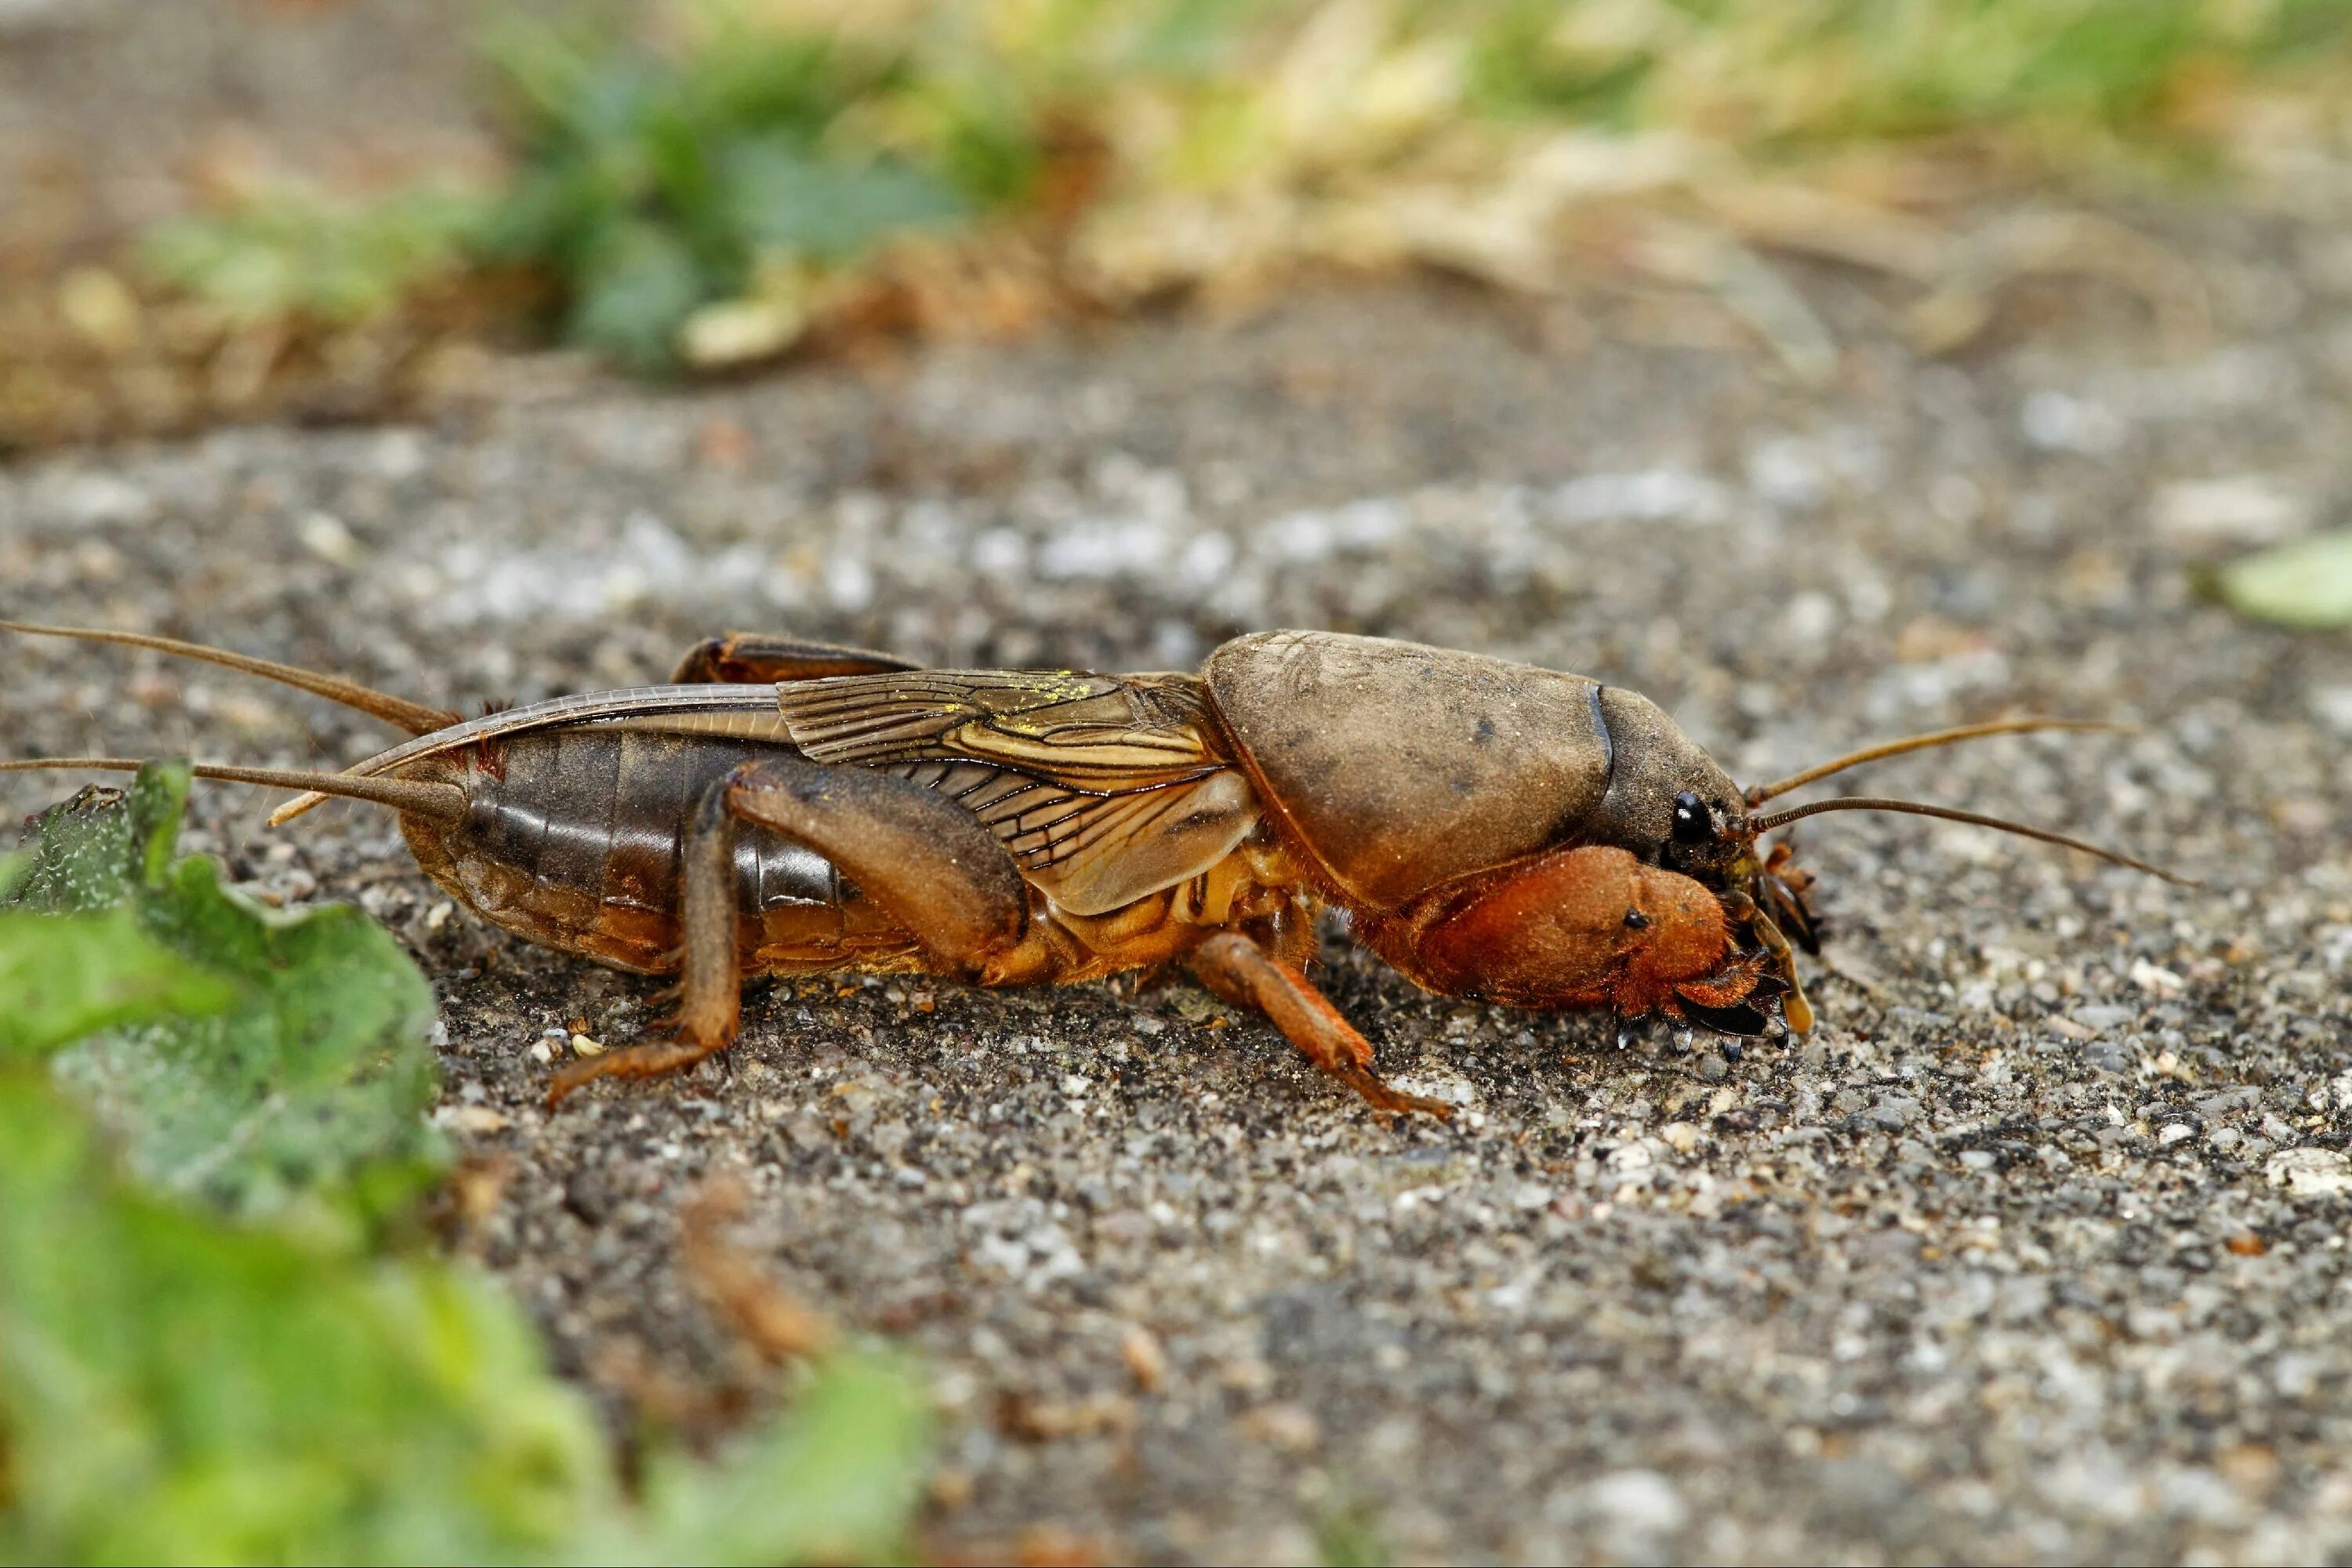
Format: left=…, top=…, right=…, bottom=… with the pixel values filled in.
left=1670, top=791, right=1715, bottom=845
left=1622, top=909, right=1651, bottom=931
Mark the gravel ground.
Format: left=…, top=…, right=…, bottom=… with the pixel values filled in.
left=7, top=220, right=2352, bottom=1559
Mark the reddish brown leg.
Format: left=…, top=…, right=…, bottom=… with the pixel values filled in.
left=550, top=757, right=1030, bottom=1104
left=1190, top=931, right=1452, bottom=1119
left=721, top=761, right=1028, bottom=971
left=551, top=780, right=742, bottom=1102
left=670, top=632, right=916, bottom=684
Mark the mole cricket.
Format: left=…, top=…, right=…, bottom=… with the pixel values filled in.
left=3, top=622, right=2178, bottom=1117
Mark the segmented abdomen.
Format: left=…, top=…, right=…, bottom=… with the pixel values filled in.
left=398, top=727, right=915, bottom=975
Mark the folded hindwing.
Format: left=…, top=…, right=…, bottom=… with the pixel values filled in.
left=778, top=670, right=1259, bottom=915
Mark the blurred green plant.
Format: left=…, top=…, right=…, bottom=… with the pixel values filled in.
left=0, top=765, right=931, bottom=1564
left=2, top=764, right=441, bottom=1226
left=474, top=12, right=973, bottom=370
left=1314, top=1491, right=1395, bottom=1567
left=0, top=1080, right=612, bottom=1563
left=143, top=183, right=489, bottom=328
left=133, top=0, right=2352, bottom=373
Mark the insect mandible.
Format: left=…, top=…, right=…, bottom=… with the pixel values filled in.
left=2, top=623, right=2180, bottom=1118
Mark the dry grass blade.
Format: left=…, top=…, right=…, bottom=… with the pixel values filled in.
left=681, top=1178, right=838, bottom=1364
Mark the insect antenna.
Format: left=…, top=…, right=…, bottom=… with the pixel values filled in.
left=0, top=621, right=459, bottom=736
left=1744, top=718, right=2125, bottom=804
left=0, top=757, right=467, bottom=825
left=1743, top=794, right=2191, bottom=885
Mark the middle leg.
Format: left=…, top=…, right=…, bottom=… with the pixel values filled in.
left=1190, top=931, right=1451, bottom=1119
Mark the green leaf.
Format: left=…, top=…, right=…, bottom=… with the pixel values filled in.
left=568, top=220, right=710, bottom=372
left=0, top=771, right=931, bottom=1566
left=2215, top=530, right=2352, bottom=630
left=0, top=1073, right=615, bottom=1565
left=0, top=907, right=238, bottom=1057
left=3, top=764, right=442, bottom=1220
left=0, top=1069, right=930, bottom=1564
left=1, top=766, right=180, bottom=913
left=724, top=142, right=966, bottom=263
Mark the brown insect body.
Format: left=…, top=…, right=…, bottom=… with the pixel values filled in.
left=3, top=622, right=2174, bottom=1119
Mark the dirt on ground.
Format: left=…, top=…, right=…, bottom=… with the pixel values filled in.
left=8, top=6, right=2352, bottom=1566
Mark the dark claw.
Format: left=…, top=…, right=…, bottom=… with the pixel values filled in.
left=1762, top=872, right=1824, bottom=954
left=1679, top=997, right=1773, bottom=1037
left=1614, top=1015, right=1660, bottom=1052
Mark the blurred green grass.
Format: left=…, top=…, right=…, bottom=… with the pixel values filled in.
left=0, top=765, right=931, bottom=1564
left=143, top=0, right=2352, bottom=372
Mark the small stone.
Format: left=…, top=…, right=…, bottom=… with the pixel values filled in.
left=2158, top=1123, right=2195, bottom=1146
left=1241, top=1402, right=1320, bottom=1452
left=2266, top=1147, right=2352, bottom=1196
left=2312, top=685, right=2352, bottom=739
left=928, top=1468, right=976, bottom=1511
left=297, top=510, right=362, bottom=566
left=2149, top=475, right=2307, bottom=546
left=2020, top=390, right=2125, bottom=453
left=2085, top=1041, right=2132, bottom=1075
left=1584, top=1468, right=1688, bottom=1536
left=1122, top=1327, right=1168, bottom=1392
left=1864, top=1097, right=1918, bottom=1131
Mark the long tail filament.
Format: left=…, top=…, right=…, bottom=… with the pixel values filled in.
left=0, top=757, right=466, bottom=825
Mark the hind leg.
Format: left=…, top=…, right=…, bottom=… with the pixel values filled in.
left=670, top=632, right=917, bottom=683
left=549, top=779, right=745, bottom=1102
left=549, top=757, right=1030, bottom=1102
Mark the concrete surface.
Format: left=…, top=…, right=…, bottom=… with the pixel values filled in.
left=7, top=245, right=2352, bottom=1563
